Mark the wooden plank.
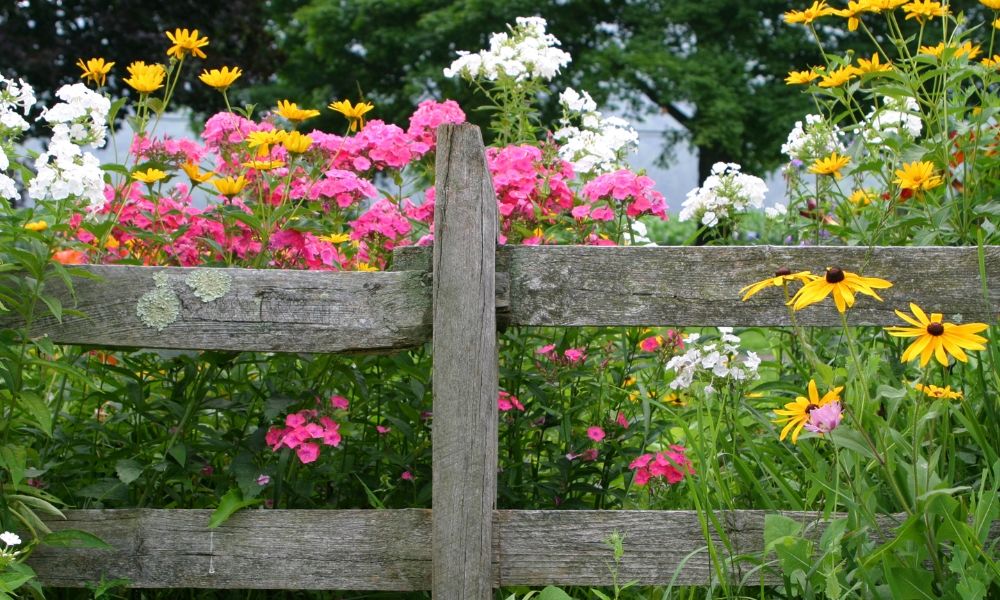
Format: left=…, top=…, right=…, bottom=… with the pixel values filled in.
left=37, top=509, right=993, bottom=589
left=31, top=509, right=433, bottom=590
left=506, top=245, right=1000, bottom=326
left=431, top=123, right=499, bottom=599
left=14, top=266, right=432, bottom=353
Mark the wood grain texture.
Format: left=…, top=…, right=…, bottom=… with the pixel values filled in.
left=506, top=245, right=1000, bottom=326
left=431, top=124, right=499, bottom=599
left=15, top=266, right=431, bottom=353
left=37, top=509, right=990, bottom=589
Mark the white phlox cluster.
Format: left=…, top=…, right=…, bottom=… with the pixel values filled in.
left=679, top=162, right=768, bottom=228
left=861, top=96, right=923, bottom=145
left=553, top=87, right=638, bottom=175
left=28, top=83, right=111, bottom=212
left=781, top=113, right=845, bottom=162
left=0, top=75, right=36, bottom=201
left=664, top=328, right=761, bottom=393
left=443, top=16, right=572, bottom=82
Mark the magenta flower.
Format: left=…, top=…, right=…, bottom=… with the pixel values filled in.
left=401, top=471, right=414, bottom=481
left=330, top=395, right=349, bottom=411
left=616, top=412, right=629, bottom=429
left=804, top=401, right=843, bottom=435
left=376, top=425, right=391, bottom=435
left=256, top=474, right=271, bottom=486
left=498, top=390, right=525, bottom=412
left=564, top=348, right=586, bottom=363
left=629, top=445, right=694, bottom=486
left=639, top=335, right=663, bottom=352
left=587, top=426, right=606, bottom=442
left=296, top=442, right=320, bottom=464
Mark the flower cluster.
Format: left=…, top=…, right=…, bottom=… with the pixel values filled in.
left=781, top=113, right=845, bottom=164
left=579, top=169, right=668, bottom=220
left=629, top=445, right=694, bottom=486
left=0, top=76, right=35, bottom=200
left=265, top=410, right=342, bottom=464
left=443, top=16, right=571, bottom=82
left=554, top=87, right=639, bottom=175
left=861, top=96, right=923, bottom=145
left=498, top=390, right=525, bottom=412
left=679, top=162, right=768, bottom=228
left=665, top=328, right=761, bottom=392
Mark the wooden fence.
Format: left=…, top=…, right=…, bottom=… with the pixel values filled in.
left=22, top=124, right=1000, bottom=597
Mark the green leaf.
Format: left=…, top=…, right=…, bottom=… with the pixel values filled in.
left=885, top=567, right=936, bottom=600
left=16, top=392, right=52, bottom=436
left=115, top=459, right=143, bottom=485
left=0, top=444, right=27, bottom=487
left=9, top=494, right=65, bottom=519
left=167, top=443, right=186, bottom=467
left=208, top=488, right=262, bottom=528
left=764, top=514, right=803, bottom=551
left=43, top=529, right=113, bottom=549
left=537, top=586, right=573, bottom=600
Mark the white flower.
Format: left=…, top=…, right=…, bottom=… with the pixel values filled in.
left=679, top=162, right=768, bottom=228
left=0, top=174, right=17, bottom=201
left=765, top=203, right=787, bottom=219
left=781, top=113, right=844, bottom=162
left=444, top=16, right=571, bottom=82
left=862, top=96, right=922, bottom=144
left=0, top=532, right=21, bottom=547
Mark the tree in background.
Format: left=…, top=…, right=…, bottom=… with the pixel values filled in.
left=0, top=0, right=279, bottom=118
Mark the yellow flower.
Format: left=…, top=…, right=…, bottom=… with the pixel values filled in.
left=663, top=392, right=686, bottom=407
left=180, top=162, right=215, bottom=183
left=23, top=220, right=48, bottom=232
left=984, top=0, right=1000, bottom=9
left=199, top=66, right=242, bottom=91
left=995, top=17, right=1000, bottom=28
left=740, top=269, right=816, bottom=301
left=818, top=66, right=860, bottom=88
left=242, top=159, right=285, bottom=171
left=885, top=303, right=989, bottom=366
left=785, top=69, right=821, bottom=85
left=166, top=28, right=209, bottom=60
left=957, top=41, right=983, bottom=60
left=282, top=130, right=314, bottom=154
left=773, top=380, right=843, bottom=444
left=784, top=1, right=837, bottom=24
left=328, top=99, right=374, bottom=132
left=76, top=57, right=114, bottom=87
left=869, top=0, right=909, bottom=8
left=848, top=189, right=876, bottom=205
left=211, top=175, right=248, bottom=197
left=914, top=383, right=963, bottom=399
left=857, top=52, right=893, bottom=73
left=902, top=0, right=949, bottom=22
left=788, top=267, right=893, bottom=313
left=275, top=100, right=320, bottom=122
left=894, top=161, right=943, bottom=193
left=131, top=168, right=168, bottom=184
left=922, top=42, right=982, bottom=60
left=246, top=130, right=285, bottom=156
left=835, top=1, right=871, bottom=30
left=809, top=152, right=851, bottom=179
left=982, top=55, right=1000, bottom=68
left=318, top=232, right=351, bottom=244
left=124, top=61, right=166, bottom=94
left=355, top=262, right=379, bottom=272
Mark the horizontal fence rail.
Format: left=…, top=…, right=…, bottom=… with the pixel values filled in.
left=36, top=508, right=991, bottom=590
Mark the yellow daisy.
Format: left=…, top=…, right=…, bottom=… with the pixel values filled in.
left=124, top=61, right=166, bottom=94
left=282, top=130, right=314, bottom=154
left=784, top=1, right=838, bottom=24
left=773, top=380, right=843, bottom=444
left=132, top=168, right=168, bottom=184
left=902, top=0, right=949, bottom=23
left=199, top=66, right=242, bottom=91
left=23, top=220, right=48, bottom=232
left=329, top=99, right=374, bottom=132
left=788, top=267, right=893, bottom=313
left=211, top=175, right=248, bottom=197
left=894, top=161, right=943, bottom=194
left=739, top=268, right=816, bottom=301
left=914, top=383, right=963, bottom=399
left=809, top=152, right=851, bottom=179
left=275, top=100, right=321, bottom=122
left=818, top=66, right=861, bottom=88
left=785, top=69, right=821, bottom=85
left=166, top=28, right=209, bottom=60
left=76, top=57, right=114, bottom=87
left=885, top=303, right=989, bottom=366
left=857, top=53, right=893, bottom=73
left=180, top=162, right=215, bottom=184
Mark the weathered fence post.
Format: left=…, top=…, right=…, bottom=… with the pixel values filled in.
left=432, top=124, right=499, bottom=599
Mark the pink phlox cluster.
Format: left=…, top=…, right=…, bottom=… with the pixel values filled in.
left=498, top=390, right=525, bottom=412
left=269, top=229, right=343, bottom=270
left=290, top=168, right=379, bottom=209
left=265, top=410, right=342, bottom=464
left=584, top=232, right=618, bottom=246
left=640, top=330, right=683, bottom=353
left=486, top=145, right=574, bottom=228
left=130, top=134, right=206, bottom=165
left=349, top=198, right=413, bottom=250
left=407, top=99, right=467, bottom=150
left=581, top=169, right=668, bottom=219
left=629, top=445, right=694, bottom=486
left=347, top=120, right=430, bottom=170
left=203, top=111, right=265, bottom=147
left=536, top=344, right=587, bottom=365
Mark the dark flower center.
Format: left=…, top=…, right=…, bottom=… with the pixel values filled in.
left=805, top=403, right=819, bottom=413
left=775, top=267, right=792, bottom=277
left=927, top=322, right=945, bottom=336
left=825, top=267, right=845, bottom=283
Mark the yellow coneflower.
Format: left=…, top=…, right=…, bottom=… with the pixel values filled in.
left=894, top=161, right=943, bottom=194
left=211, top=175, right=248, bottom=197
left=885, top=303, right=989, bottom=366
left=328, top=99, right=374, bottom=132
left=785, top=69, right=821, bottom=85
left=784, top=1, right=837, bottom=24
left=739, top=268, right=816, bottom=301
left=788, top=267, right=893, bottom=313
left=773, top=380, right=843, bottom=444
left=124, top=61, right=166, bottom=94
left=902, top=0, right=949, bottom=23
left=849, top=189, right=875, bottom=205
left=857, top=52, right=893, bottom=73
left=317, top=232, right=351, bottom=244
left=166, top=28, right=209, bottom=60
left=199, top=66, right=242, bottom=91
left=914, top=383, right=963, bottom=399
left=818, top=66, right=861, bottom=88
left=835, top=1, right=870, bottom=30
left=355, top=262, right=379, bottom=272
left=809, top=152, right=851, bottom=179
left=282, top=130, right=313, bottom=154
left=76, top=57, right=114, bottom=87
left=242, top=159, right=285, bottom=171
left=180, top=162, right=215, bottom=184
left=275, top=100, right=321, bottom=122
left=246, top=130, right=285, bottom=156
left=131, top=168, right=168, bottom=184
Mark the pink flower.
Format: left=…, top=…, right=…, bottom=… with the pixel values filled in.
left=587, top=426, right=606, bottom=443
left=330, top=395, right=350, bottom=411
left=407, top=99, right=466, bottom=150
left=376, top=425, right=391, bottom=435
left=296, top=442, right=320, bottom=464
left=401, top=471, right=414, bottom=481
left=640, top=335, right=663, bottom=352
left=581, top=169, right=668, bottom=219
left=805, top=402, right=842, bottom=435
left=498, top=390, right=525, bottom=412
left=616, top=412, right=629, bottom=429
left=629, top=446, right=694, bottom=486
left=286, top=412, right=306, bottom=428
left=256, top=474, right=271, bottom=486
left=563, top=348, right=586, bottom=363
left=536, top=344, right=556, bottom=357
left=580, top=448, right=599, bottom=461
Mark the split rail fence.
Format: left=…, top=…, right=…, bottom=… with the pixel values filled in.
left=22, top=124, right=1000, bottom=598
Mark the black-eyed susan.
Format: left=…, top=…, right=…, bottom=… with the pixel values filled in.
left=329, top=99, right=374, bottom=132
left=885, top=302, right=989, bottom=366
left=914, top=383, right=963, bottom=399
left=76, top=57, right=114, bottom=87
left=180, top=162, right=215, bottom=184
left=784, top=1, right=837, bottom=24
left=894, top=161, right=943, bottom=194
left=132, top=168, right=168, bottom=184
left=809, top=152, right=851, bottom=179
left=788, top=267, right=893, bottom=313
left=199, top=66, right=242, bottom=92
left=785, top=69, right=821, bottom=85
left=773, top=380, right=843, bottom=444
left=275, top=100, right=321, bottom=122
left=739, top=268, right=815, bottom=301
left=902, top=0, right=949, bottom=23
left=23, top=220, right=48, bottom=232
left=166, top=28, right=209, bottom=60
left=124, top=61, right=166, bottom=94
left=211, top=175, right=248, bottom=197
